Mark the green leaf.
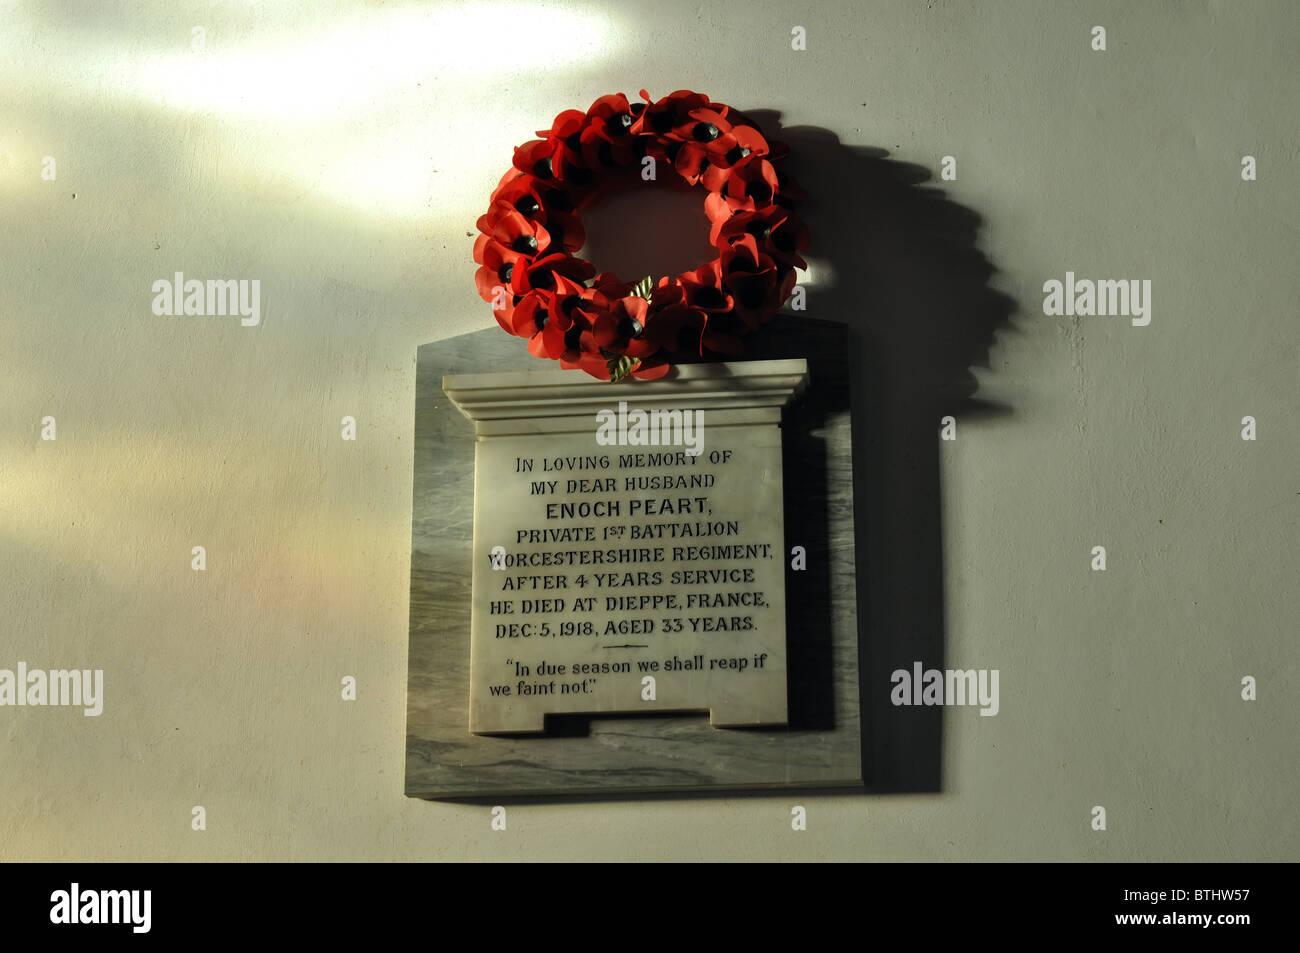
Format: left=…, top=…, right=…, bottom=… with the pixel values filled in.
left=631, top=275, right=654, bottom=300
left=606, top=352, right=639, bottom=384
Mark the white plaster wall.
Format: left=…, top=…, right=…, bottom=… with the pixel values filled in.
left=1, top=0, right=1296, bottom=860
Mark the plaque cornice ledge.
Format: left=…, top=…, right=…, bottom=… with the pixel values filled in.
left=443, top=358, right=809, bottom=424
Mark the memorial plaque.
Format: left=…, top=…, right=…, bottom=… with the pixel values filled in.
left=405, top=317, right=864, bottom=799
left=442, top=361, right=808, bottom=734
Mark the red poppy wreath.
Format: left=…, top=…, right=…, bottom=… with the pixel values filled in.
left=473, top=89, right=809, bottom=382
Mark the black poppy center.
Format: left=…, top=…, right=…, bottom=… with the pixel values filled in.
left=513, top=194, right=540, bottom=216
left=617, top=315, right=644, bottom=339
left=511, top=234, right=538, bottom=254
left=692, top=121, right=720, bottom=142
left=726, top=145, right=751, bottom=166
left=564, top=325, right=584, bottom=351
left=744, top=180, right=772, bottom=203
left=532, top=156, right=554, bottom=179
left=497, top=262, right=514, bottom=284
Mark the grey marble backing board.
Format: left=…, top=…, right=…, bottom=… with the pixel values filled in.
left=405, top=316, right=864, bottom=799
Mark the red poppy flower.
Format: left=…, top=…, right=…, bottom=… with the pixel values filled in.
left=668, top=144, right=702, bottom=185
left=585, top=92, right=632, bottom=123
left=489, top=171, right=544, bottom=215
left=473, top=236, right=520, bottom=305
left=579, top=93, right=642, bottom=168
left=488, top=177, right=587, bottom=253
left=506, top=292, right=551, bottom=357
left=477, top=207, right=553, bottom=260
left=513, top=137, right=562, bottom=182
left=593, top=295, right=659, bottom=360
left=580, top=120, right=642, bottom=171
left=513, top=135, right=595, bottom=191
left=645, top=297, right=706, bottom=354
left=665, top=108, right=733, bottom=177
left=540, top=293, right=603, bottom=365
left=553, top=273, right=627, bottom=329
left=653, top=280, right=742, bottom=355
left=714, top=207, right=809, bottom=269
left=703, top=123, right=769, bottom=170
left=722, top=156, right=781, bottom=211
left=678, top=260, right=735, bottom=313
left=662, top=109, right=770, bottom=190
left=720, top=235, right=781, bottom=330
left=509, top=252, right=595, bottom=296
